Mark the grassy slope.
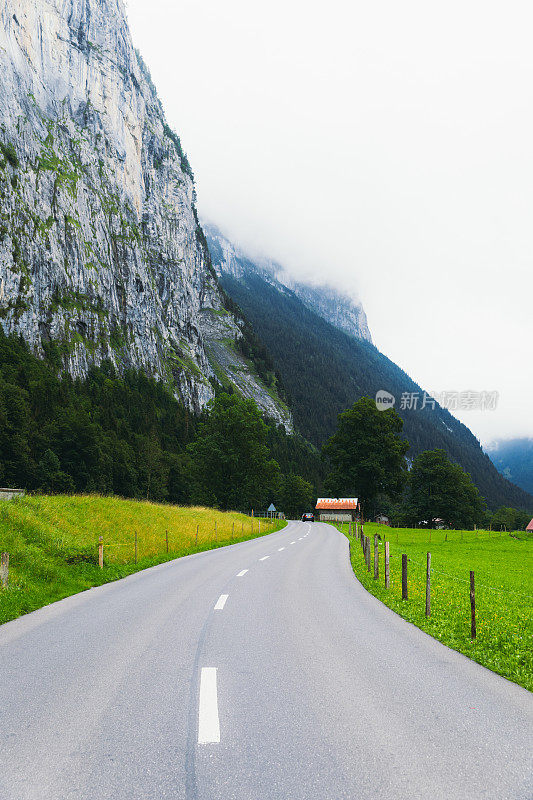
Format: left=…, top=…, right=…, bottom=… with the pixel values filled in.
left=0, top=495, right=286, bottom=625
left=335, top=522, right=532, bottom=692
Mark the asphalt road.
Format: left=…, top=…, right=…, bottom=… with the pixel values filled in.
left=0, top=521, right=531, bottom=800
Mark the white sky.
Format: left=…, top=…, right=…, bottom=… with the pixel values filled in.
left=125, top=0, right=532, bottom=446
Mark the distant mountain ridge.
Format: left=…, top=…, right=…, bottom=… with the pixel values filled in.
left=206, top=228, right=533, bottom=511
left=486, top=439, right=533, bottom=496
left=204, top=222, right=372, bottom=343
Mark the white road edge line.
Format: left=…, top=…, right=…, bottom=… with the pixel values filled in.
left=278, top=547, right=285, bottom=551
left=236, top=569, right=248, bottom=577
left=214, top=594, right=228, bottom=610
left=290, top=541, right=296, bottom=545
left=259, top=556, right=269, bottom=561
left=198, top=667, right=220, bottom=744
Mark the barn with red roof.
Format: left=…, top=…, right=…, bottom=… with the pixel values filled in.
left=315, top=498, right=359, bottom=522
left=527, top=518, right=533, bottom=532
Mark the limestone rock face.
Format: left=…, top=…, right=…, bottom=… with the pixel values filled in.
left=0, top=0, right=291, bottom=428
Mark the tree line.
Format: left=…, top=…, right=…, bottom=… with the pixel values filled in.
left=0, top=331, right=319, bottom=513
left=323, top=397, right=532, bottom=529
left=0, top=330, right=529, bottom=528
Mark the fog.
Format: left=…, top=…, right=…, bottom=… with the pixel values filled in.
left=125, top=0, right=532, bottom=445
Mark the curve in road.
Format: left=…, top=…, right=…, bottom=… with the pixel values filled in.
left=0, top=521, right=531, bottom=800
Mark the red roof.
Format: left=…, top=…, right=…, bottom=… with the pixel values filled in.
left=315, top=497, right=358, bottom=510
left=527, top=518, right=533, bottom=531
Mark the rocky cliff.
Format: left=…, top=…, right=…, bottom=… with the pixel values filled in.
left=204, top=222, right=372, bottom=343
left=0, top=0, right=290, bottom=427
left=282, top=280, right=372, bottom=343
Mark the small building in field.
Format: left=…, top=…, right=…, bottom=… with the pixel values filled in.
left=374, top=514, right=390, bottom=525
left=315, top=498, right=359, bottom=522
left=0, top=488, right=24, bottom=501
left=527, top=518, right=533, bottom=532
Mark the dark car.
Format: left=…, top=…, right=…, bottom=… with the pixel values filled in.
left=301, top=512, right=314, bottom=522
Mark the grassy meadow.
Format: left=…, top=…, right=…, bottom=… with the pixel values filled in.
left=0, top=494, right=285, bottom=625
left=336, top=522, right=533, bottom=692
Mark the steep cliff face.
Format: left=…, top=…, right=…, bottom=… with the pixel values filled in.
left=204, top=222, right=372, bottom=343
left=0, top=0, right=290, bottom=427
left=282, top=281, right=372, bottom=343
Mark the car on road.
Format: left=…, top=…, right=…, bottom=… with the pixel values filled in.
left=301, top=512, right=314, bottom=522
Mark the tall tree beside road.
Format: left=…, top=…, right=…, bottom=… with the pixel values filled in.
left=408, top=449, right=486, bottom=528
left=187, top=393, right=280, bottom=511
left=323, top=396, right=409, bottom=515
left=277, top=474, right=314, bottom=519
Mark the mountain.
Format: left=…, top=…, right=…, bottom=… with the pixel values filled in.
left=282, top=280, right=372, bottom=343
left=206, top=229, right=533, bottom=512
left=204, top=222, right=371, bottom=343
left=0, top=0, right=289, bottom=429
left=486, top=439, right=533, bottom=496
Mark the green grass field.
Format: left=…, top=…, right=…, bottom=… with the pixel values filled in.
left=0, top=494, right=285, bottom=625
left=335, top=522, right=533, bottom=692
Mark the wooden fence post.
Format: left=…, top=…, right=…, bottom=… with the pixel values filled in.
left=384, top=542, right=390, bottom=588
left=349, top=521, right=352, bottom=536
left=166, top=530, right=169, bottom=554
left=195, top=524, right=199, bottom=547
left=1, top=552, right=9, bottom=587
left=402, top=554, right=408, bottom=599
left=425, top=552, right=431, bottom=617
left=98, top=537, right=103, bottom=570
left=373, top=534, right=379, bottom=580
left=134, top=531, right=138, bottom=564
left=366, top=537, right=371, bottom=572
left=470, top=571, right=476, bottom=639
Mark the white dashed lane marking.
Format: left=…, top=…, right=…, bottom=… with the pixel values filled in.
left=202, top=526, right=314, bottom=744
left=214, top=594, right=228, bottom=610
left=198, top=668, right=220, bottom=744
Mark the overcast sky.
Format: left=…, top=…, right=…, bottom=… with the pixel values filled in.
left=125, top=0, right=531, bottom=446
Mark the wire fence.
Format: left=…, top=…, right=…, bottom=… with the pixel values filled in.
left=339, top=522, right=533, bottom=651
left=0, top=515, right=281, bottom=583
left=93, top=515, right=280, bottom=567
